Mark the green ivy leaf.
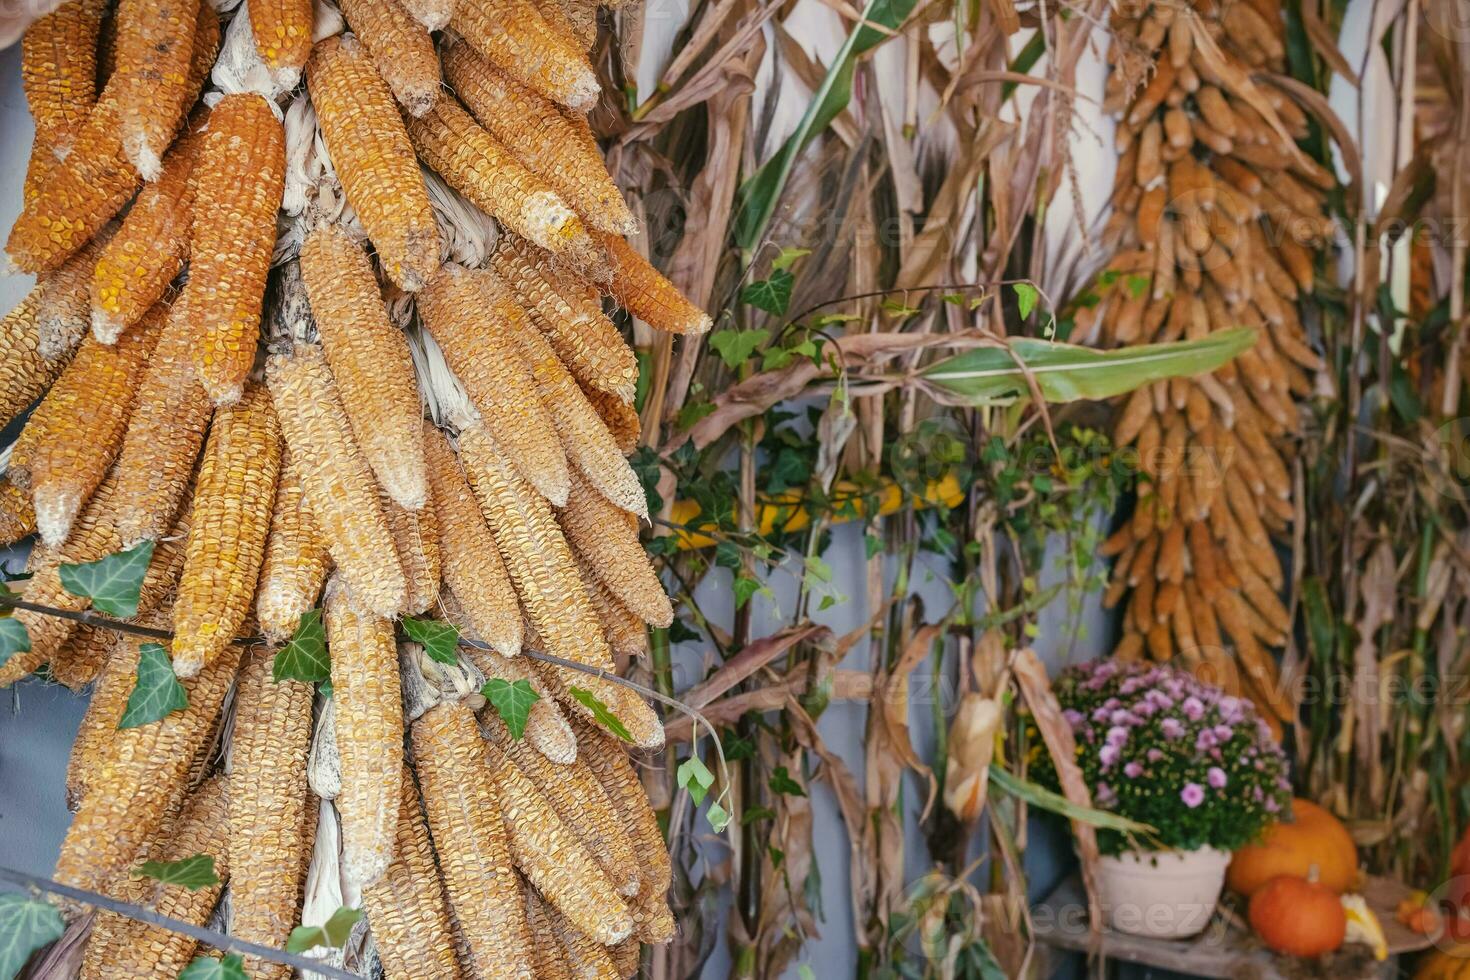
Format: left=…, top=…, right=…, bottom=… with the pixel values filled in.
left=286, top=906, right=362, bottom=954
left=732, top=575, right=761, bottom=610
left=706, top=799, right=731, bottom=833
left=864, top=533, right=882, bottom=560
left=741, top=805, right=775, bottom=825
left=482, top=678, right=539, bottom=740
left=1124, top=273, right=1150, bottom=299
left=177, top=954, right=247, bottom=980
left=708, top=328, right=770, bottom=369
left=740, top=271, right=793, bottom=316
left=568, top=686, right=632, bottom=742
left=133, top=854, right=219, bottom=891
left=1012, top=282, right=1039, bottom=319
left=401, top=617, right=460, bottom=665
left=58, top=540, right=154, bottom=618
left=118, top=643, right=188, bottom=729
left=676, top=755, right=714, bottom=805
left=666, top=618, right=701, bottom=644
left=0, top=618, right=30, bottom=671
left=768, top=766, right=806, bottom=797
left=0, top=894, right=63, bottom=980
left=272, top=609, right=328, bottom=684
left=771, top=247, right=810, bottom=272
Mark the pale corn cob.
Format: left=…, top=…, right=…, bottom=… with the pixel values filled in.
left=49, top=623, right=120, bottom=690
left=461, top=643, right=576, bottom=762
left=406, top=99, right=602, bottom=267
left=362, top=767, right=466, bottom=980
left=266, top=345, right=408, bottom=618
left=583, top=387, right=640, bottom=455
left=171, top=386, right=281, bottom=678
left=249, top=0, right=314, bottom=85
left=0, top=289, right=73, bottom=426
left=111, top=295, right=214, bottom=546
left=609, top=938, right=640, bottom=978
left=412, top=700, right=535, bottom=979
left=594, top=230, right=712, bottom=334
left=535, top=662, right=664, bottom=750
left=558, top=0, right=598, bottom=50
left=64, top=627, right=142, bottom=809
left=491, top=236, right=637, bottom=400
left=415, top=263, right=570, bottom=503
left=337, top=0, right=441, bottom=116
left=492, top=741, right=633, bottom=944
left=189, top=92, right=286, bottom=406
left=628, top=886, right=676, bottom=945
left=324, top=575, right=403, bottom=886
left=423, top=424, right=522, bottom=654
left=524, top=885, right=575, bottom=979
left=111, top=0, right=199, bottom=178
left=300, top=223, right=427, bottom=507
left=580, top=559, right=649, bottom=659
left=397, top=0, right=454, bottom=29
left=449, top=0, right=597, bottom=110
left=383, top=488, right=441, bottom=615
left=21, top=0, right=107, bottom=153
left=228, top=647, right=313, bottom=979
left=78, top=776, right=230, bottom=980
left=445, top=43, right=634, bottom=235
left=90, top=125, right=203, bottom=342
left=255, top=449, right=333, bottom=642
left=546, top=898, right=623, bottom=978
left=307, top=37, right=439, bottom=291
left=559, top=467, right=671, bottom=626
left=572, top=715, right=672, bottom=897
left=11, top=308, right=163, bottom=546
left=527, top=0, right=581, bottom=50
left=35, top=227, right=114, bottom=358
left=0, top=476, right=36, bottom=545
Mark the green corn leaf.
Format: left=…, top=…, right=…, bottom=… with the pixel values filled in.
left=118, top=643, right=188, bottom=729
left=134, top=854, right=219, bottom=891
left=987, top=765, right=1156, bottom=833
left=286, top=907, right=362, bottom=954
left=568, top=686, right=633, bottom=742
left=401, top=617, right=460, bottom=665
left=58, top=539, right=154, bottom=618
left=482, top=678, right=540, bottom=740
left=0, top=894, right=63, bottom=980
left=273, top=609, right=328, bottom=684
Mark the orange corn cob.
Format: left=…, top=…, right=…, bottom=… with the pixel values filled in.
left=383, top=488, right=441, bottom=615
left=397, top=0, right=454, bottom=30
left=229, top=648, right=313, bottom=979
left=189, top=92, right=286, bottom=406
left=111, top=0, right=200, bottom=178
left=324, top=575, right=403, bottom=886
left=338, top=0, right=441, bottom=116
left=534, top=661, right=664, bottom=749
left=580, top=559, right=649, bottom=659
left=416, top=263, right=570, bottom=503
left=412, top=700, right=536, bottom=979
left=462, top=644, right=576, bottom=762
left=0, top=289, right=74, bottom=426
left=422, top=424, right=522, bottom=654
left=266, top=345, right=408, bottom=618
left=64, top=627, right=141, bottom=809
left=300, top=223, right=427, bottom=507
left=171, top=385, right=281, bottom=678
left=363, top=767, right=466, bottom=980
left=11, top=308, right=163, bottom=546
left=0, top=474, right=36, bottom=545
left=524, top=885, right=574, bottom=979
left=559, top=468, right=671, bottom=626
left=406, top=98, right=602, bottom=267
left=250, top=0, right=314, bottom=84
left=449, top=0, right=597, bottom=110
left=527, top=0, right=582, bottom=52
left=35, top=224, right=114, bottom=359
left=572, top=715, right=672, bottom=897
left=445, top=43, right=634, bottom=235
left=306, top=37, right=439, bottom=291
left=595, top=230, right=712, bottom=334
left=255, top=449, right=333, bottom=642
left=111, top=296, right=214, bottom=546
left=21, top=0, right=107, bottom=154
left=583, top=387, right=640, bottom=455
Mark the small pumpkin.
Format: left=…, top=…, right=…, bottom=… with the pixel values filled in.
left=1228, top=798, right=1358, bottom=896
left=1249, top=875, right=1346, bottom=958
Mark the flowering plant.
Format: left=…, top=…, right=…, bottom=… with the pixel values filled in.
left=1029, top=659, right=1292, bottom=856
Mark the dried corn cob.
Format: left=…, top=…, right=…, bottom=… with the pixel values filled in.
left=445, top=43, right=634, bottom=235
left=572, top=715, right=672, bottom=897
left=21, top=0, right=107, bottom=154
left=64, top=627, right=142, bottom=809
left=111, top=0, right=199, bottom=178
left=362, top=766, right=466, bottom=980
left=324, top=575, right=403, bottom=886
left=189, top=92, right=286, bottom=406
left=11, top=307, right=163, bottom=546
left=35, top=227, right=114, bottom=358
left=337, top=0, right=441, bottom=116
left=172, top=386, right=281, bottom=678
left=228, top=647, right=313, bottom=978
left=255, top=450, right=332, bottom=642
left=559, top=467, right=672, bottom=627
left=546, top=897, right=623, bottom=977
left=300, top=223, right=427, bottom=507
left=609, top=937, right=640, bottom=978
left=558, top=0, right=598, bottom=50
left=250, top=0, right=313, bottom=85
left=267, top=345, right=408, bottom=618
left=0, top=474, right=36, bottom=545
left=594, top=230, right=712, bottom=335
left=524, top=885, right=575, bottom=979
left=111, top=296, right=214, bottom=546
left=462, top=644, right=576, bottom=762
left=307, top=38, right=439, bottom=291
left=449, top=0, right=596, bottom=110
left=397, top=0, right=454, bottom=30
left=628, top=886, right=676, bottom=945
left=580, top=560, right=649, bottom=659
left=0, top=289, right=73, bottom=426
left=49, top=622, right=121, bottom=690
left=583, top=387, right=640, bottom=455
left=412, top=700, right=535, bottom=979
left=415, top=263, right=569, bottom=503
left=535, top=662, right=664, bottom=750
left=383, top=488, right=441, bottom=615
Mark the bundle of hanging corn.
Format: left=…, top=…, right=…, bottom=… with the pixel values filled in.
left=1081, top=0, right=1333, bottom=738
left=2, top=0, right=706, bottom=973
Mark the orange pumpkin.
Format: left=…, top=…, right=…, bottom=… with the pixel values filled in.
left=1227, top=799, right=1358, bottom=896
left=1249, top=876, right=1346, bottom=957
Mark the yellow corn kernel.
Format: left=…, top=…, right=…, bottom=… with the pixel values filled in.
left=170, top=386, right=280, bottom=678
left=300, top=224, right=427, bottom=507
left=250, top=0, right=313, bottom=83
left=324, top=575, right=403, bottom=886
left=35, top=225, right=114, bottom=359
left=412, top=700, right=536, bottom=979
left=595, top=230, right=712, bottom=335
left=112, top=295, right=214, bottom=546
left=534, top=661, right=664, bottom=750
left=64, top=626, right=142, bottom=809
left=571, top=715, right=672, bottom=897
left=0, top=290, right=74, bottom=427
left=416, top=263, right=570, bottom=503
left=10, top=306, right=163, bottom=546
left=307, top=38, right=439, bottom=291
left=91, top=126, right=203, bottom=343
left=583, top=387, right=640, bottom=455
left=189, top=92, right=286, bottom=406
left=0, top=474, right=36, bottom=546
left=445, top=43, right=634, bottom=235
left=266, top=345, right=408, bottom=618
left=383, top=486, right=441, bottom=616
left=449, top=0, right=597, bottom=110
left=363, top=766, right=467, bottom=980
left=579, top=558, right=649, bottom=659
left=396, top=0, right=453, bottom=30
left=524, top=884, right=574, bottom=979
left=546, top=896, right=624, bottom=976
left=111, top=0, right=201, bottom=179
left=422, top=424, right=522, bottom=654
left=406, top=99, right=602, bottom=268
left=21, top=0, right=107, bottom=154
left=490, top=236, right=637, bottom=401
left=229, top=647, right=313, bottom=979
left=338, top=0, right=441, bottom=116
left=559, top=467, right=671, bottom=627
left=255, top=448, right=333, bottom=643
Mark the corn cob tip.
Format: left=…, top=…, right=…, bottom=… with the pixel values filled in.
left=33, top=487, right=82, bottom=548
left=205, top=378, right=245, bottom=407
left=90, top=308, right=124, bottom=345
left=564, top=71, right=600, bottom=113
